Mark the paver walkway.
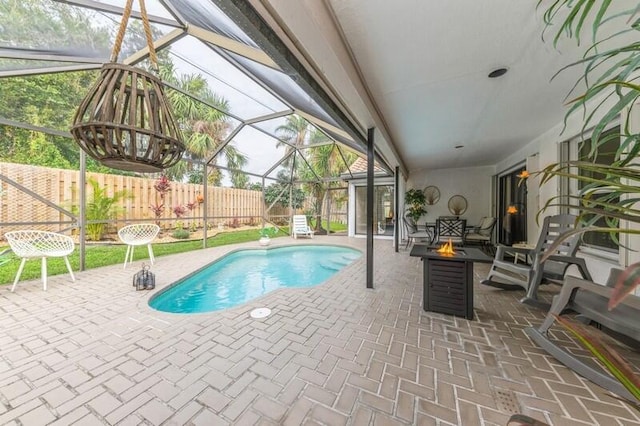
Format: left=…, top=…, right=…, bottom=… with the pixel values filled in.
left=0, top=237, right=638, bottom=425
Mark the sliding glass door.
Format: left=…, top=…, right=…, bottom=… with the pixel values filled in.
left=355, top=185, right=394, bottom=235
left=498, top=167, right=527, bottom=245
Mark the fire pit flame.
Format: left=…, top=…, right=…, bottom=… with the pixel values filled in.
left=436, top=239, right=456, bottom=256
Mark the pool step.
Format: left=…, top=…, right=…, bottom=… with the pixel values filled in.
left=341, top=253, right=360, bottom=261
left=319, top=255, right=358, bottom=271
left=319, top=258, right=349, bottom=271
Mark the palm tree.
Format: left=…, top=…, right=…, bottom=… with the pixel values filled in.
left=276, top=115, right=355, bottom=234
left=275, top=115, right=354, bottom=233
left=275, top=115, right=311, bottom=169
left=159, top=63, right=246, bottom=183
left=300, top=129, right=352, bottom=234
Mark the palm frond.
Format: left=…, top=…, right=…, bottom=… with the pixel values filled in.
left=555, top=314, right=640, bottom=403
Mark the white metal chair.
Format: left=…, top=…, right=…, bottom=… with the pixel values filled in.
left=292, top=215, right=314, bottom=239
left=5, top=230, right=76, bottom=291
left=402, top=215, right=432, bottom=249
left=118, top=223, right=160, bottom=268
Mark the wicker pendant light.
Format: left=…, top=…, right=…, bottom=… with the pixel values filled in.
left=70, top=0, right=185, bottom=173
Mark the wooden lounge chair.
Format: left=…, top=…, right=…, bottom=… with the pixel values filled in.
left=525, top=271, right=640, bottom=402
left=481, top=214, right=592, bottom=306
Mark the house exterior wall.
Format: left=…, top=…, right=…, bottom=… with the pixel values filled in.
left=490, top=102, right=626, bottom=285
left=398, top=104, right=628, bottom=286
left=406, top=166, right=494, bottom=228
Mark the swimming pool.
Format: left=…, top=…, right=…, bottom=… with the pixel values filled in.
left=149, top=245, right=361, bottom=314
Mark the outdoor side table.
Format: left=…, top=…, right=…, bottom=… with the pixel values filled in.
left=410, top=246, right=492, bottom=320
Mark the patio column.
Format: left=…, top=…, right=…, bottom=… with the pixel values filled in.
left=394, top=166, right=399, bottom=253
left=79, top=151, right=86, bottom=271
left=367, top=128, right=374, bottom=289
left=203, top=163, right=208, bottom=248
left=262, top=176, right=266, bottom=229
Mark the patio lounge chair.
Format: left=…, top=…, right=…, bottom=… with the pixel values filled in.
left=481, top=214, right=592, bottom=306
left=292, top=215, right=314, bottom=239
left=118, top=223, right=160, bottom=268
left=5, top=230, right=76, bottom=291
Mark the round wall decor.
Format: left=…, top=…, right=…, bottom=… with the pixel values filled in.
left=423, top=185, right=441, bottom=205
left=448, top=195, right=468, bottom=216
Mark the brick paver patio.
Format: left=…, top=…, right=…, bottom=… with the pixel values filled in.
left=0, top=236, right=638, bottom=425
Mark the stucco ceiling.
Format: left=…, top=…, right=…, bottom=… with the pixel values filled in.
left=324, top=0, right=592, bottom=172
left=255, top=0, right=624, bottom=174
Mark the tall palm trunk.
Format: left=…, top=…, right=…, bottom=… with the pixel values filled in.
left=312, top=184, right=327, bottom=234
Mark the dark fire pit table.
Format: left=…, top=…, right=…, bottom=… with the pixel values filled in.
left=410, top=245, right=492, bottom=320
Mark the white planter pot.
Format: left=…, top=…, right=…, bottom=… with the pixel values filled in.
left=259, top=237, right=271, bottom=246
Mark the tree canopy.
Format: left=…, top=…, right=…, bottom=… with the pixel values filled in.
left=0, top=0, right=243, bottom=182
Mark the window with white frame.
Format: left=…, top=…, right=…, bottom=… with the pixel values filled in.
left=560, top=127, right=620, bottom=252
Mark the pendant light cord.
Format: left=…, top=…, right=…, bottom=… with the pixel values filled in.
left=110, top=0, right=158, bottom=70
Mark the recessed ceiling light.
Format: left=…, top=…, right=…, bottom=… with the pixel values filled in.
left=455, top=145, right=464, bottom=149
left=488, top=68, right=508, bottom=78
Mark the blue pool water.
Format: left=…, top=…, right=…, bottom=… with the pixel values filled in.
left=149, top=245, right=361, bottom=313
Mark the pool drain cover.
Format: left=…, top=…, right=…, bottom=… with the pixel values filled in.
left=250, top=308, right=271, bottom=319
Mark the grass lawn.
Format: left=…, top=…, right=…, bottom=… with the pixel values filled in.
left=0, top=228, right=290, bottom=286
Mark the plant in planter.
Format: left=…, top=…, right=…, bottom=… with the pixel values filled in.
left=405, top=188, right=427, bottom=223
left=258, top=227, right=276, bottom=246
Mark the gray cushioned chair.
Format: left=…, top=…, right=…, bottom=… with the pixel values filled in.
left=465, top=216, right=496, bottom=250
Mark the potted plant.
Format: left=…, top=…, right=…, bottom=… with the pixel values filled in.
left=258, top=227, right=275, bottom=246
left=405, top=188, right=427, bottom=223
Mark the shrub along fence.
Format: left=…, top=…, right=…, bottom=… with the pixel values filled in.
left=0, top=162, right=289, bottom=235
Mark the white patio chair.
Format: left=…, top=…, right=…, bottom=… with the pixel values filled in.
left=5, top=230, right=76, bottom=291
left=402, top=215, right=432, bottom=249
left=292, top=215, right=314, bottom=239
left=118, top=223, right=160, bottom=268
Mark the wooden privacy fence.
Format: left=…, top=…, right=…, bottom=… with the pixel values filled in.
left=0, top=162, right=289, bottom=232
